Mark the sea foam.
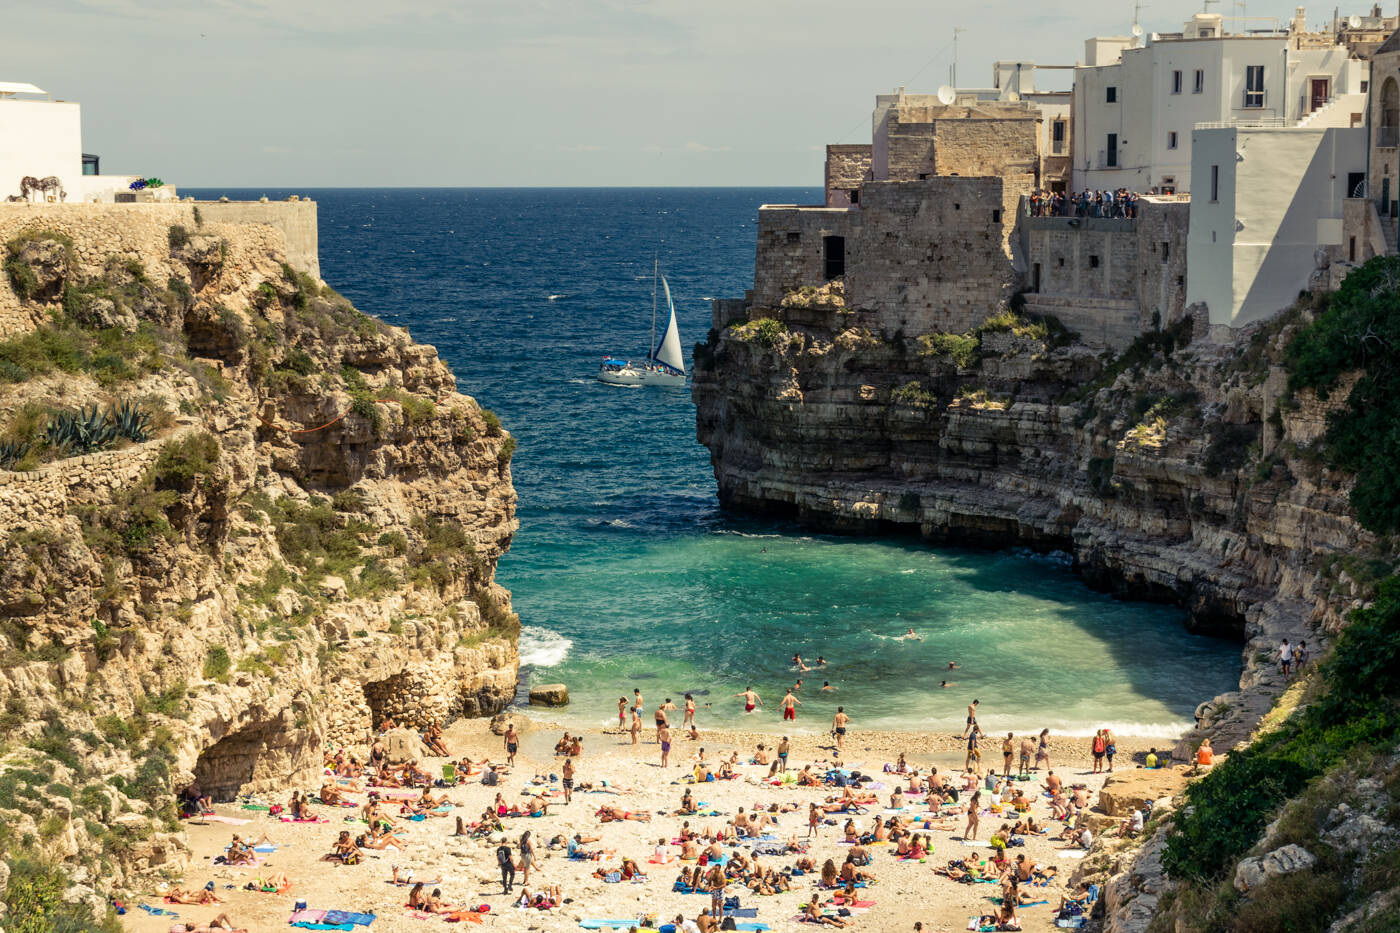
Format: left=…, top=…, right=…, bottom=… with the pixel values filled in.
left=519, top=626, right=573, bottom=667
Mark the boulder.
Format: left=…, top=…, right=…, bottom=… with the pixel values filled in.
left=319, top=575, right=347, bottom=600
left=1097, top=767, right=1190, bottom=817
left=380, top=728, right=430, bottom=765
left=529, top=683, right=569, bottom=706
left=1233, top=844, right=1317, bottom=892
left=8, top=237, right=71, bottom=300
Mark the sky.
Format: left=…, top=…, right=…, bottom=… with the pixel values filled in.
left=4, top=0, right=1366, bottom=187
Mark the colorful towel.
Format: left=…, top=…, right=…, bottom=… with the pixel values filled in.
left=291, top=924, right=354, bottom=931
left=137, top=904, right=177, bottom=917
left=280, top=816, right=330, bottom=824
left=200, top=814, right=251, bottom=825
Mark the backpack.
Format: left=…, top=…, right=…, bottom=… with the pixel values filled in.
left=482, top=770, right=499, bottom=786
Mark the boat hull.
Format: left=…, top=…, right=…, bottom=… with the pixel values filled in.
left=597, top=365, right=685, bottom=387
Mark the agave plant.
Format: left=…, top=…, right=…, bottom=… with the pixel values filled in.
left=0, top=439, right=30, bottom=469
left=44, top=405, right=118, bottom=454
left=108, top=399, right=153, bottom=443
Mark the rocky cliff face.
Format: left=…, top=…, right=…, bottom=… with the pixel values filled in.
left=694, top=298, right=1379, bottom=752
left=0, top=207, right=518, bottom=911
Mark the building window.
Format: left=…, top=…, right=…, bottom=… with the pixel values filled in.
left=1052, top=120, right=1066, bottom=154
left=1161, top=241, right=1170, bottom=262
left=1106, top=86, right=1118, bottom=103
left=1382, top=78, right=1399, bottom=147
left=1171, top=70, right=1182, bottom=94
left=1350, top=236, right=1357, bottom=261
left=787, top=231, right=801, bottom=243
left=1211, top=164, right=1220, bottom=202
left=1167, top=131, right=1178, bottom=149
left=1058, top=257, right=1065, bottom=267
left=1199, top=26, right=1214, bottom=36
left=991, top=209, right=1002, bottom=223
left=1089, top=255, right=1101, bottom=268
left=1106, top=133, right=1118, bottom=167
left=1362, top=80, right=1369, bottom=93
left=1244, top=65, right=1265, bottom=108
left=1194, top=69, right=1204, bottom=93
left=849, top=189, right=860, bottom=205
left=822, top=236, right=845, bottom=280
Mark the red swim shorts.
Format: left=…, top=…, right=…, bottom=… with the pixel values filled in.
left=784, top=707, right=796, bottom=720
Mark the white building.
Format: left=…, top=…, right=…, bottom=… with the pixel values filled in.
left=1072, top=12, right=1366, bottom=194
left=0, top=82, right=83, bottom=201
left=1187, top=124, right=1366, bottom=328
left=0, top=81, right=167, bottom=203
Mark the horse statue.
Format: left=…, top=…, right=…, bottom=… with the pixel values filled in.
left=18, top=176, right=66, bottom=202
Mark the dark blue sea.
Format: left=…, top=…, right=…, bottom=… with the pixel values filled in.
left=188, top=187, right=1240, bottom=736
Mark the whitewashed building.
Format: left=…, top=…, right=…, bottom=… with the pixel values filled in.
left=1072, top=12, right=1366, bottom=195
left=1187, top=124, right=1366, bottom=328
left=0, top=81, right=165, bottom=202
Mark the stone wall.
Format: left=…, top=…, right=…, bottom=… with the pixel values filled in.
left=824, top=145, right=872, bottom=208
left=195, top=200, right=320, bottom=279
left=752, top=177, right=1029, bottom=336
left=933, top=117, right=1041, bottom=178
left=873, top=100, right=1042, bottom=183
left=1020, top=199, right=1190, bottom=347
left=0, top=437, right=167, bottom=527
left=0, top=200, right=319, bottom=334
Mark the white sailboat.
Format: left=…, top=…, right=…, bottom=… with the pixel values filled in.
left=598, top=259, right=686, bottom=387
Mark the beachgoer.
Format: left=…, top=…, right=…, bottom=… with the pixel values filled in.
left=1091, top=730, right=1107, bottom=774
left=781, top=689, right=801, bottom=721
left=659, top=723, right=673, bottom=768
left=1002, top=733, right=1015, bottom=778
left=1035, top=729, right=1050, bottom=771
left=822, top=681, right=836, bottom=691
left=497, top=840, right=515, bottom=893
left=562, top=756, right=575, bottom=804
left=833, top=707, right=849, bottom=749
left=504, top=723, right=519, bottom=766
left=963, top=699, right=979, bottom=737
left=618, top=696, right=628, bottom=729
left=778, top=737, right=791, bottom=773
left=1279, top=638, right=1292, bottom=680
left=684, top=693, right=696, bottom=726
left=1104, top=729, right=1117, bottom=772
left=734, top=686, right=762, bottom=713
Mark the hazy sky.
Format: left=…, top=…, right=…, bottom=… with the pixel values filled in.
left=6, top=0, right=1355, bottom=186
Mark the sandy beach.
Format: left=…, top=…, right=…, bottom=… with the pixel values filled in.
left=122, top=713, right=1170, bottom=933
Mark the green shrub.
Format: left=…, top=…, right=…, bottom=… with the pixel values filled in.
left=167, top=225, right=190, bottom=249
left=917, top=332, right=980, bottom=368
left=3, top=856, right=113, bottom=933
left=481, top=409, right=503, bottom=437
left=202, top=646, right=231, bottom=682
left=890, top=381, right=937, bottom=409
left=153, top=432, right=220, bottom=488
left=498, top=435, right=517, bottom=467
left=1286, top=256, right=1400, bottom=533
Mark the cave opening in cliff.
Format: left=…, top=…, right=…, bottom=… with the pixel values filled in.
left=194, top=715, right=289, bottom=801
left=363, top=671, right=412, bottom=732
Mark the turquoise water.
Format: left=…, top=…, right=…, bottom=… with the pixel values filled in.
left=189, top=187, right=1243, bottom=737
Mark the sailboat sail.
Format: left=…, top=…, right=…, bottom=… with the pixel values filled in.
left=652, top=276, right=686, bottom=374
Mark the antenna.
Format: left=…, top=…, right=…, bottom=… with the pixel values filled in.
left=1133, top=0, right=1148, bottom=34
left=950, top=26, right=966, bottom=88
left=1202, top=0, right=1219, bottom=11
left=937, top=85, right=957, bottom=105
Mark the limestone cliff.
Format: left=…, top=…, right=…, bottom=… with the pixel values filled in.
left=694, top=296, right=1382, bottom=752
left=0, top=204, right=518, bottom=914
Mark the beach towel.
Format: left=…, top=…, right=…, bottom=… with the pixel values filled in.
left=280, top=816, right=330, bottom=824
left=291, top=924, right=354, bottom=931
left=241, top=804, right=271, bottom=811
left=324, top=910, right=375, bottom=925
left=290, top=909, right=327, bottom=923
left=137, top=904, right=177, bottom=917
left=199, top=814, right=251, bottom=825
left=579, top=921, right=641, bottom=929
left=724, top=908, right=759, bottom=918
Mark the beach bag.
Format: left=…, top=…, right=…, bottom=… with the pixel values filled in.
left=482, top=771, right=499, bottom=786
left=1106, top=744, right=1117, bottom=757
left=721, top=919, right=737, bottom=930
left=268, top=804, right=283, bottom=815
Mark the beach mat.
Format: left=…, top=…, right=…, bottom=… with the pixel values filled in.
left=579, top=921, right=640, bottom=929
left=199, top=814, right=251, bottom=825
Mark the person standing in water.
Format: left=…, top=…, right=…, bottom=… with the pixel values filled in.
left=734, top=687, right=762, bottom=713
left=833, top=707, right=849, bottom=750
left=781, top=689, right=802, bottom=722
left=617, top=697, right=628, bottom=730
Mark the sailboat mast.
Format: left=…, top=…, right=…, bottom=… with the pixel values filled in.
left=649, top=255, right=658, bottom=365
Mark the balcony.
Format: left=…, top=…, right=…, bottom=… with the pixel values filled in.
left=1380, top=125, right=1400, bottom=148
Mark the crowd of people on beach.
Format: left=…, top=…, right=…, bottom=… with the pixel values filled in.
left=165, top=657, right=1194, bottom=933
left=1025, top=189, right=1142, bottom=219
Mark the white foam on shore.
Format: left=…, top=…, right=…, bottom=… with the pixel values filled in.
left=519, top=626, right=572, bottom=667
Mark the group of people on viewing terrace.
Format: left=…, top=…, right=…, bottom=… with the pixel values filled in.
left=1026, top=189, right=1141, bottom=219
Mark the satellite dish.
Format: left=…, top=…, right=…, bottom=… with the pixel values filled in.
left=1007, top=91, right=1021, bottom=102
left=1132, top=23, right=1144, bottom=36
left=1349, top=14, right=1362, bottom=27
left=937, top=85, right=957, bottom=105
